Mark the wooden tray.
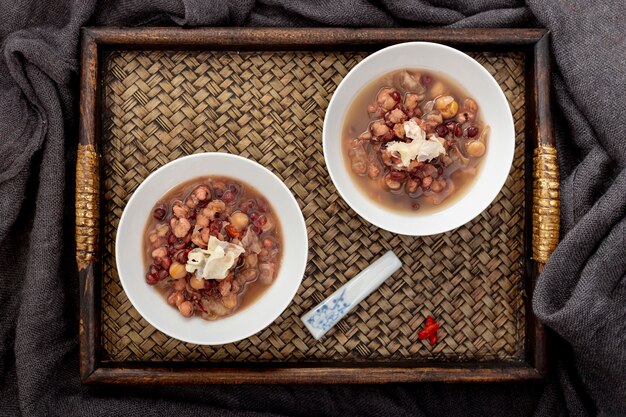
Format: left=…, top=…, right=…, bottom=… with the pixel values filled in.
left=76, top=27, right=558, bottom=384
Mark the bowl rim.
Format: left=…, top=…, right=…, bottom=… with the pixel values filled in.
left=115, top=152, right=308, bottom=345
left=322, top=41, right=515, bottom=236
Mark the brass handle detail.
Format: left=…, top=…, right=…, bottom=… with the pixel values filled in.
left=76, top=144, right=100, bottom=271
left=532, top=145, right=559, bottom=264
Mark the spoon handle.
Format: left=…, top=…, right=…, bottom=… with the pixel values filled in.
left=301, top=251, right=402, bottom=340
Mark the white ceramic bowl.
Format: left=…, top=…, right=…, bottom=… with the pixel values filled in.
left=116, top=153, right=308, bottom=345
left=323, top=42, right=515, bottom=236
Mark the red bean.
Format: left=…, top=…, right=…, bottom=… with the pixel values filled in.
left=421, top=74, right=433, bottom=88
left=389, top=170, right=407, bottom=181
left=252, top=225, right=262, bottom=234
left=394, top=102, right=404, bottom=111
left=188, top=209, right=197, bottom=219
left=411, top=203, right=420, bottom=211
left=445, top=121, right=458, bottom=132
left=146, top=272, right=159, bottom=285
left=454, top=124, right=463, bottom=137
left=257, top=198, right=270, bottom=213
left=174, top=250, right=188, bottom=264
left=240, top=199, right=256, bottom=213
left=153, top=207, right=166, bottom=221
left=223, top=190, right=235, bottom=203
left=160, top=256, right=172, bottom=271
left=390, top=91, right=401, bottom=102
left=467, top=126, right=479, bottom=137
left=157, top=269, right=169, bottom=280
left=435, top=124, right=448, bottom=137
left=168, top=233, right=177, bottom=244
left=253, top=215, right=267, bottom=228
left=209, top=220, right=223, bottom=236
left=250, top=212, right=259, bottom=222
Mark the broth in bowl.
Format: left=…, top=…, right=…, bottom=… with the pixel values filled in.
left=342, top=69, right=489, bottom=212
left=144, top=176, right=281, bottom=321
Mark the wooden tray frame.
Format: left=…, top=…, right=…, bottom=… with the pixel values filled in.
left=76, top=27, right=558, bottom=384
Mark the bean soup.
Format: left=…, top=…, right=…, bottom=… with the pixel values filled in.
left=342, top=69, right=489, bottom=212
left=143, top=176, right=282, bottom=321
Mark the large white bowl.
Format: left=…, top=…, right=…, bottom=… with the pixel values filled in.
left=116, top=153, right=308, bottom=345
left=323, top=42, right=515, bottom=236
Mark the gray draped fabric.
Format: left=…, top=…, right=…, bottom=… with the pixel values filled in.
left=1, top=1, right=624, bottom=416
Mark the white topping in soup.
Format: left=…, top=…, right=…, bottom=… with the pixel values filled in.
left=386, top=120, right=445, bottom=167
left=186, top=236, right=245, bottom=280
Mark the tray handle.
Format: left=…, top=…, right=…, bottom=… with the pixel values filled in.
left=531, top=33, right=559, bottom=266
left=532, top=145, right=559, bottom=265
left=76, top=144, right=100, bottom=271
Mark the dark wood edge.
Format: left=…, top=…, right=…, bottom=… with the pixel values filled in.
left=77, top=27, right=551, bottom=384
left=83, top=363, right=543, bottom=385
left=534, top=34, right=555, bottom=149
left=82, top=27, right=547, bottom=50
left=526, top=32, right=554, bottom=377
left=78, top=29, right=100, bottom=382
left=522, top=32, right=554, bottom=378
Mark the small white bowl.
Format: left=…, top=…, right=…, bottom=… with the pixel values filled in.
left=323, top=42, right=515, bottom=236
left=116, top=153, right=308, bottom=345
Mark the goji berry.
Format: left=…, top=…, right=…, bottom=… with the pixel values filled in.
left=417, top=315, right=439, bottom=346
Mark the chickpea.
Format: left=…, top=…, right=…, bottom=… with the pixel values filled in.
left=434, top=96, right=459, bottom=119
left=229, top=212, right=249, bottom=231
left=393, top=123, right=405, bottom=138
left=376, top=87, right=398, bottom=111
left=196, top=214, right=210, bottom=228
left=190, top=276, right=205, bottom=290
left=170, top=217, right=191, bottom=238
left=422, top=176, right=433, bottom=188
left=177, top=301, right=194, bottom=317
left=155, top=223, right=169, bottom=237
left=367, top=162, right=381, bottom=179
left=431, top=179, right=443, bottom=192
left=173, top=278, right=186, bottom=291
left=245, top=254, right=258, bottom=268
left=370, top=120, right=390, bottom=137
left=169, top=262, right=187, bottom=279
left=167, top=291, right=184, bottom=306
left=172, top=201, right=189, bottom=218
left=193, top=185, right=211, bottom=201
left=151, top=246, right=167, bottom=259
left=404, top=93, right=421, bottom=111
left=466, top=141, right=486, bottom=157
left=388, top=108, right=407, bottom=124
left=405, top=178, right=419, bottom=194
left=222, top=294, right=237, bottom=310
left=462, top=98, right=478, bottom=114
left=237, top=268, right=258, bottom=282
left=384, top=175, right=402, bottom=191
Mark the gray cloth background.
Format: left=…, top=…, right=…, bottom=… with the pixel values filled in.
left=1, top=0, right=625, bottom=416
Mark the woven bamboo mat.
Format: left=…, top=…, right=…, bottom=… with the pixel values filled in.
left=100, top=49, right=526, bottom=363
